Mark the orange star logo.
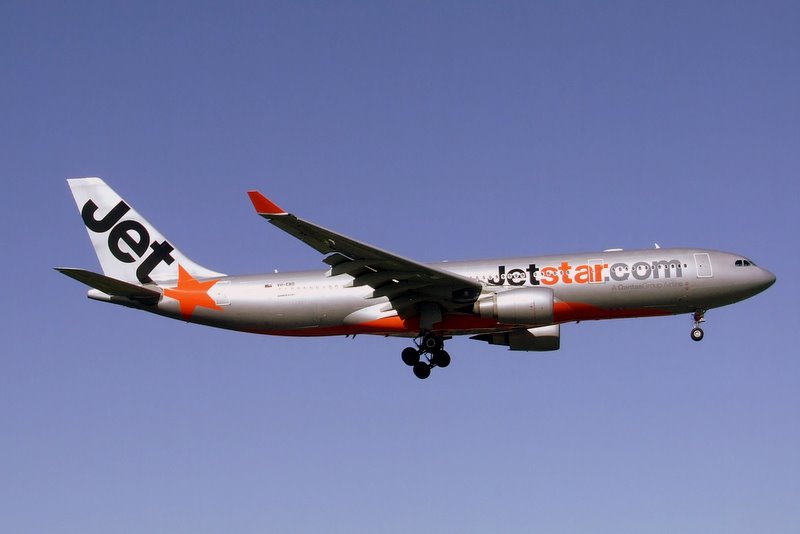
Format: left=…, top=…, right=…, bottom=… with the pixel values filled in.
left=163, top=265, right=223, bottom=320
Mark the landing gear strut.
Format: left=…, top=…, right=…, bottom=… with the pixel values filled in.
left=691, top=310, right=705, bottom=341
left=401, top=332, right=450, bottom=379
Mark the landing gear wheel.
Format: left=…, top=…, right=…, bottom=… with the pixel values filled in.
left=402, top=347, right=420, bottom=366
left=413, top=361, right=431, bottom=379
left=431, top=350, right=451, bottom=368
left=691, top=310, right=706, bottom=342
left=422, top=334, right=442, bottom=352
left=691, top=327, right=704, bottom=341
left=410, top=332, right=450, bottom=378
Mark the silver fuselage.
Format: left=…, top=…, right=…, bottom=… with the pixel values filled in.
left=103, top=248, right=773, bottom=338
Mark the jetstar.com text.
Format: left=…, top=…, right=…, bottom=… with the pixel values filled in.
left=486, top=260, right=684, bottom=286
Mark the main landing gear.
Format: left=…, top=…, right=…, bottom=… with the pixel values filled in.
left=401, top=332, right=451, bottom=380
left=691, top=310, right=706, bottom=341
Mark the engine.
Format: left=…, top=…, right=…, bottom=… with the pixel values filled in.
left=473, top=287, right=554, bottom=326
left=471, top=325, right=561, bottom=351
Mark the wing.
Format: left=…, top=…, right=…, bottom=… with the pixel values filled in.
left=247, top=192, right=482, bottom=322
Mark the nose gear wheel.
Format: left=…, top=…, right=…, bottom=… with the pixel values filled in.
left=691, top=310, right=706, bottom=342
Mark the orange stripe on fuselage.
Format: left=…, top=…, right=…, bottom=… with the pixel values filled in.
left=553, top=301, right=672, bottom=322
left=256, top=302, right=674, bottom=337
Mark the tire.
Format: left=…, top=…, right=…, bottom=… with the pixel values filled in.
left=691, top=327, right=704, bottom=342
left=413, top=362, right=431, bottom=379
left=402, top=347, right=420, bottom=366
left=432, top=350, right=451, bottom=368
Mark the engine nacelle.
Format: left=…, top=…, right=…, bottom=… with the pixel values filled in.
left=472, top=325, right=561, bottom=351
left=474, top=287, right=554, bottom=326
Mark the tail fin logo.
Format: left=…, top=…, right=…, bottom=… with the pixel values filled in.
left=81, top=199, right=176, bottom=284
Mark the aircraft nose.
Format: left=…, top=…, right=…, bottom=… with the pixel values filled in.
left=761, top=269, right=777, bottom=289
left=757, top=267, right=776, bottom=292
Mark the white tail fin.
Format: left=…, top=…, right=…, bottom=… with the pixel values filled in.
left=67, top=177, right=225, bottom=284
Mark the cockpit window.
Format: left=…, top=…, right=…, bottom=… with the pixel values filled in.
left=735, top=259, right=756, bottom=267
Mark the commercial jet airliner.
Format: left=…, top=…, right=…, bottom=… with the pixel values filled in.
left=58, top=178, right=776, bottom=379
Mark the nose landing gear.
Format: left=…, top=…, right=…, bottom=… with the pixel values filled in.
left=691, top=310, right=705, bottom=341
left=401, top=332, right=450, bottom=379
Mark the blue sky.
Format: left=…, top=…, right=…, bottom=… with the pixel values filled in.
left=2, top=1, right=798, bottom=532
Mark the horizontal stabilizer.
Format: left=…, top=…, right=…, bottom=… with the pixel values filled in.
left=56, top=267, right=161, bottom=305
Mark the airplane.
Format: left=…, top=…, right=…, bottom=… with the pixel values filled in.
left=58, top=177, right=776, bottom=379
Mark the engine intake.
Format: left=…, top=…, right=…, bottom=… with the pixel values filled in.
left=474, top=287, right=554, bottom=326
